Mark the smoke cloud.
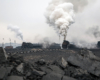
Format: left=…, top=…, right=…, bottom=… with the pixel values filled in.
left=87, top=26, right=100, bottom=39
left=7, top=24, right=23, bottom=40
left=63, top=0, right=89, bottom=12
left=48, top=0, right=92, bottom=12
left=45, top=0, right=98, bottom=49
left=69, top=26, right=100, bottom=49
left=66, top=0, right=100, bottom=49
left=41, top=37, right=52, bottom=48
left=45, top=0, right=75, bottom=40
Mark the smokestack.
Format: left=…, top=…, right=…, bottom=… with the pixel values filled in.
left=7, top=24, right=23, bottom=40
left=45, top=0, right=75, bottom=41
left=14, top=40, right=16, bottom=48
left=9, top=38, right=11, bottom=46
left=2, top=43, right=3, bottom=48
left=2, top=38, right=4, bottom=48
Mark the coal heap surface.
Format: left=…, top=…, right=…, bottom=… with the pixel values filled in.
left=1, top=48, right=100, bottom=80
left=22, top=42, right=42, bottom=49
left=0, top=47, right=7, bottom=63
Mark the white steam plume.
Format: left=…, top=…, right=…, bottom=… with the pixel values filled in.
left=66, top=0, right=100, bottom=49
left=40, top=37, right=52, bottom=48
left=63, top=0, right=89, bottom=12
left=45, top=0, right=75, bottom=40
left=7, top=24, right=23, bottom=40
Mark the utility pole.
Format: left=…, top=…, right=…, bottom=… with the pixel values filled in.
left=14, top=40, right=16, bottom=48
left=9, top=38, right=11, bottom=46
left=2, top=38, right=4, bottom=48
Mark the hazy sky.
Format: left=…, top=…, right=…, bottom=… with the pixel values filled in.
left=0, top=0, right=57, bottom=43
left=0, top=0, right=100, bottom=48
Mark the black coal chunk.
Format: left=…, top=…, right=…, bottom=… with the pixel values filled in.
left=42, top=72, right=62, bottom=80
left=67, top=49, right=100, bottom=77
left=0, top=67, right=7, bottom=79
left=0, top=47, right=7, bottom=63
left=7, top=76, right=23, bottom=80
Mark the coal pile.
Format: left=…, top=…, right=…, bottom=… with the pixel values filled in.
left=22, top=42, right=42, bottom=49
left=48, top=43, right=61, bottom=49
left=0, top=47, right=7, bottom=63
left=21, top=42, right=61, bottom=49
left=0, top=47, right=100, bottom=80
left=62, top=40, right=78, bottom=49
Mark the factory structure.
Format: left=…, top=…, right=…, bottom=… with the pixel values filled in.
left=1, top=38, right=100, bottom=50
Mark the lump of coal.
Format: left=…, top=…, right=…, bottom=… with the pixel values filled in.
left=54, top=57, right=68, bottom=69
left=80, top=49, right=100, bottom=61
left=7, top=67, right=13, bottom=74
left=67, top=50, right=100, bottom=77
left=48, top=65, right=64, bottom=75
left=42, top=72, right=76, bottom=80
left=42, top=72, right=62, bottom=80
left=7, top=76, right=23, bottom=80
left=9, top=54, right=24, bottom=65
left=62, top=76, right=76, bottom=80
left=32, top=69, right=46, bottom=76
left=65, top=66, right=89, bottom=78
left=16, top=63, right=24, bottom=74
left=40, top=66, right=52, bottom=74
left=0, top=67, right=7, bottom=79
left=37, top=59, right=46, bottom=65
left=30, top=64, right=46, bottom=76
left=0, top=66, right=13, bottom=80
left=0, top=47, right=8, bottom=63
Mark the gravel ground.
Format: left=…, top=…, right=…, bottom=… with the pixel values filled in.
left=6, top=49, right=100, bottom=63
left=22, top=50, right=77, bottom=62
